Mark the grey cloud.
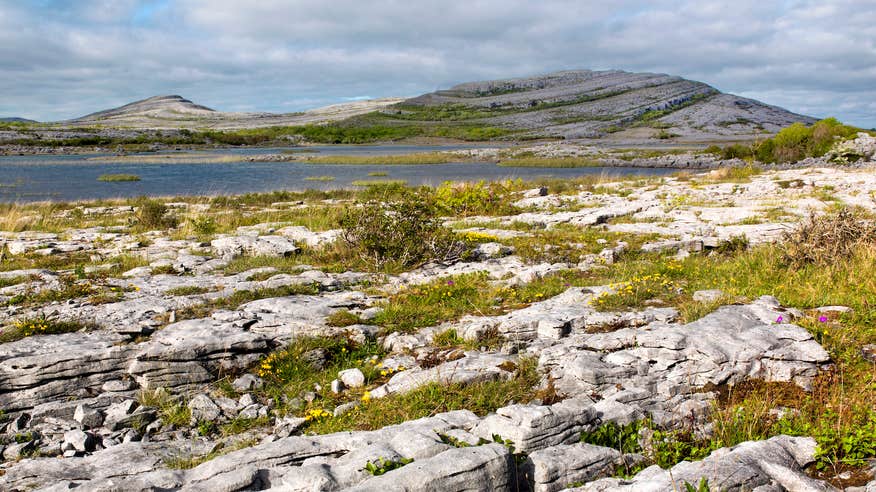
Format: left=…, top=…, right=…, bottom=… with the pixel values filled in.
left=0, top=0, right=873, bottom=127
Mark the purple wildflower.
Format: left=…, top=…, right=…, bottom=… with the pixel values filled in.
left=446, top=280, right=455, bottom=286
left=775, top=315, right=784, bottom=323
left=818, top=315, right=829, bottom=323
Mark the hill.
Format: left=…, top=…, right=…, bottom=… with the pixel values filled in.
left=66, top=95, right=403, bottom=130
left=0, top=117, right=37, bottom=123
left=383, top=69, right=815, bottom=140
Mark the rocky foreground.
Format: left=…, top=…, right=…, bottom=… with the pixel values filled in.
left=2, top=165, right=876, bottom=490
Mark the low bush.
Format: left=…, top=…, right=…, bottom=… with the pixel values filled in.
left=340, top=194, right=463, bottom=271
left=433, top=180, right=518, bottom=216
left=97, top=174, right=141, bottom=182
left=781, top=209, right=876, bottom=269
left=133, top=198, right=178, bottom=230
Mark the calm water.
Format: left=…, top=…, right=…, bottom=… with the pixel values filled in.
left=0, top=145, right=679, bottom=202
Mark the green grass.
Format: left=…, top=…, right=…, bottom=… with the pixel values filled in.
left=371, top=270, right=598, bottom=334
left=254, top=336, right=385, bottom=411
left=300, top=152, right=476, bottom=165
left=174, top=283, right=321, bottom=321
left=351, top=179, right=407, bottom=187
left=303, top=175, right=336, bottom=182
left=0, top=316, right=90, bottom=343
left=304, top=357, right=540, bottom=434
left=496, top=157, right=602, bottom=168
left=163, top=286, right=211, bottom=296
left=97, top=174, right=141, bottom=182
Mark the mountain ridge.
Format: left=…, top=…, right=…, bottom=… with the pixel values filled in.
left=53, top=69, right=816, bottom=141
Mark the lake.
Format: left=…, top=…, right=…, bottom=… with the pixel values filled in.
left=0, top=145, right=680, bottom=202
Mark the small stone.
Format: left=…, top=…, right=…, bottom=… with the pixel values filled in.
left=693, top=289, right=725, bottom=303
left=63, top=429, right=96, bottom=453
left=231, top=374, right=264, bottom=392
left=338, top=368, right=365, bottom=388
left=103, top=400, right=140, bottom=431
left=102, top=437, right=120, bottom=448
left=122, top=430, right=141, bottom=443
left=238, top=404, right=262, bottom=420
left=815, top=305, right=853, bottom=314
left=214, top=397, right=241, bottom=416
left=9, top=413, right=31, bottom=432
left=330, top=379, right=345, bottom=394
left=101, top=380, right=137, bottom=392
left=239, top=393, right=256, bottom=407
left=4, top=441, right=36, bottom=460
left=63, top=449, right=77, bottom=458
left=333, top=401, right=359, bottom=417
left=274, top=416, right=307, bottom=438
left=862, top=345, right=876, bottom=363
left=302, top=348, right=330, bottom=370
left=74, top=404, right=104, bottom=429
left=188, top=394, right=221, bottom=423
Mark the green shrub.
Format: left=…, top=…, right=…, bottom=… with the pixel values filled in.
left=433, top=180, right=518, bottom=216
left=719, top=144, right=753, bottom=160
left=364, top=457, right=414, bottom=476
left=340, top=195, right=463, bottom=270
left=189, top=216, right=217, bottom=237
left=325, top=309, right=362, bottom=327
left=754, top=118, right=861, bottom=163
left=134, top=198, right=177, bottom=229
left=97, top=174, right=141, bottom=182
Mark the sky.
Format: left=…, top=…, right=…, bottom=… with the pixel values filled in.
left=1, top=0, right=874, bottom=127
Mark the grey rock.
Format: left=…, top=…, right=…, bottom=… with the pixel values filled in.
left=63, top=429, right=96, bottom=453
left=101, top=379, right=137, bottom=392
left=73, top=404, right=104, bottom=429
left=238, top=404, right=262, bottom=419
left=104, top=399, right=139, bottom=431
left=573, top=436, right=829, bottom=491
left=238, top=393, right=256, bottom=407
left=231, top=373, right=264, bottom=392
left=330, top=378, right=345, bottom=394
left=339, top=368, right=366, bottom=388
left=333, top=401, right=359, bottom=417
left=274, top=416, right=307, bottom=438
left=863, top=344, right=876, bottom=363
left=474, top=242, right=515, bottom=260
left=369, top=352, right=517, bottom=399
left=188, top=394, right=221, bottom=423
left=211, top=235, right=299, bottom=258
left=692, top=289, right=725, bottom=303
left=523, top=443, right=627, bottom=492
left=473, top=398, right=597, bottom=453
left=8, top=413, right=31, bottom=432
left=346, top=443, right=514, bottom=492
left=302, top=347, right=330, bottom=370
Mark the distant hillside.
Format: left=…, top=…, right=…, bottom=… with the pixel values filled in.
left=385, top=69, right=816, bottom=140
left=66, top=95, right=404, bottom=130
left=0, top=117, right=37, bottom=123
left=73, top=95, right=216, bottom=122
left=50, top=70, right=815, bottom=142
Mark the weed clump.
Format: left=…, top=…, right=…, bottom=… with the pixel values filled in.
left=133, top=198, right=178, bottom=230
left=782, top=209, right=876, bottom=269
left=340, top=194, right=463, bottom=271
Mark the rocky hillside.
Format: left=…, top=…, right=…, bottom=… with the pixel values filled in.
left=391, top=69, right=815, bottom=140
left=73, top=95, right=217, bottom=122
left=0, top=117, right=37, bottom=123
left=64, top=95, right=404, bottom=130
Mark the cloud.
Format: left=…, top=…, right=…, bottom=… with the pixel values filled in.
left=0, top=0, right=872, bottom=127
